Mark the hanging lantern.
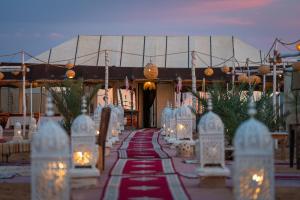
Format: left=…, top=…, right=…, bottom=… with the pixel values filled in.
left=143, top=81, right=156, bottom=90
left=11, top=71, right=20, bottom=76
left=66, top=61, right=75, bottom=69
left=292, top=62, right=300, bottom=71
left=144, top=63, right=158, bottom=79
left=258, top=65, right=270, bottom=75
left=296, top=43, right=300, bottom=51
left=204, top=67, right=214, bottom=77
left=66, top=69, right=75, bottom=79
left=238, top=73, right=248, bottom=83
left=0, top=72, right=4, bottom=80
left=248, top=75, right=262, bottom=84
left=221, top=65, right=230, bottom=73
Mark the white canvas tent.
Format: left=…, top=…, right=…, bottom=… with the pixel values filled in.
left=27, top=35, right=264, bottom=68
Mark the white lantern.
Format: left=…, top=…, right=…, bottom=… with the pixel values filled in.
left=12, top=122, right=23, bottom=142
left=161, top=102, right=171, bottom=135
left=106, top=104, right=119, bottom=146
left=175, top=105, right=193, bottom=140
left=233, top=98, right=274, bottom=200
left=197, top=96, right=230, bottom=176
left=31, top=95, right=70, bottom=200
left=165, top=107, right=177, bottom=144
left=93, top=104, right=103, bottom=135
left=28, top=118, right=37, bottom=141
left=70, top=96, right=99, bottom=178
left=117, top=104, right=125, bottom=132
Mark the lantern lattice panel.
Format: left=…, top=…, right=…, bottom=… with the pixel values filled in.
left=32, top=160, right=69, bottom=200
left=176, top=119, right=193, bottom=139
left=234, top=157, right=274, bottom=200
left=200, top=136, right=224, bottom=168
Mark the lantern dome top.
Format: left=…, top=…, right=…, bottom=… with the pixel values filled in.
left=32, top=96, right=69, bottom=156
left=234, top=98, right=272, bottom=153
left=72, top=96, right=96, bottom=136
left=71, top=114, right=96, bottom=136
left=176, top=105, right=192, bottom=117
left=15, top=122, right=21, bottom=129
left=198, top=97, right=223, bottom=133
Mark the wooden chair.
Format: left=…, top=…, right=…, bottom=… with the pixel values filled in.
left=97, top=107, right=111, bottom=172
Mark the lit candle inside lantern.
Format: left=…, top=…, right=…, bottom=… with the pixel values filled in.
left=73, top=151, right=91, bottom=166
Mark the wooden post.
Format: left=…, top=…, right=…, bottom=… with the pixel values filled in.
left=97, top=107, right=111, bottom=172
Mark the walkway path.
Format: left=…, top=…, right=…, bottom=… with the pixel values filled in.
left=101, top=129, right=190, bottom=200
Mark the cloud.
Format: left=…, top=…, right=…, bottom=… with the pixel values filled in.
left=178, top=0, right=273, bottom=14
left=48, top=32, right=64, bottom=39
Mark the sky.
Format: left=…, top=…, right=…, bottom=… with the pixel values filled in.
left=0, top=0, right=299, bottom=61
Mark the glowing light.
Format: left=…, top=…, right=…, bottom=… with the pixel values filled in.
left=296, top=43, right=300, bottom=51
left=252, top=174, right=264, bottom=185
left=73, top=151, right=91, bottom=166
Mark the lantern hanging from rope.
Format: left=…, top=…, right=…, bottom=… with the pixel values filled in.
left=0, top=72, right=4, bottom=80
left=248, top=75, right=261, bottom=84
left=221, top=65, right=230, bottom=73
left=144, top=62, right=158, bottom=79
left=238, top=73, right=248, bottom=83
left=11, top=71, right=20, bottom=76
left=258, top=65, right=270, bottom=75
left=204, top=67, right=214, bottom=77
left=66, top=61, right=75, bottom=69
left=66, top=69, right=75, bottom=79
left=143, top=81, right=156, bottom=90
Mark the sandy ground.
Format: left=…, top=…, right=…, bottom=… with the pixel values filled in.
left=0, top=130, right=300, bottom=200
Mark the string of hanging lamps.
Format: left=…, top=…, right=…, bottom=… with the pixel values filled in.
left=65, top=61, right=75, bottom=79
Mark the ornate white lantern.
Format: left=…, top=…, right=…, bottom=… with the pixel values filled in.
left=106, top=104, right=119, bottom=147
left=117, top=104, right=125, bottom=132
left=233, top=98, right=274, bottom=200
left=31, top=96, right=70, bottom=200
left=93, top=104, right=103, bottom=135
left=160, top=102, right=171, bottom=134
left=165, top=107, right=177, bottom=144
left=70, top=96, right=99, bottom=178
left=12, top=122, right=23, bottom=142
left=28, top=118, right=37, bottom=141
left=175, top=105, right=193, bottom=140
left=197, top=96, right=229, bottom=176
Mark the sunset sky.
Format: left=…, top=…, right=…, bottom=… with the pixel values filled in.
left=0, top=0, right=299, bottom=59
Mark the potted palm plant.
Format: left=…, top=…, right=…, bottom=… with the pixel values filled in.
left=45, top=79, right=100, bottom=135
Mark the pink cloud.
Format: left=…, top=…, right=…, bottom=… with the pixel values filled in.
left=176, top=0, right=273, bottom=14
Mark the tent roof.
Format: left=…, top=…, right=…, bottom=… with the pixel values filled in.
left=27, top=35, right=265, bottom=68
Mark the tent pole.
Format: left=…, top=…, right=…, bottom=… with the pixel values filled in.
left=22, top=51, right=26, bottom=137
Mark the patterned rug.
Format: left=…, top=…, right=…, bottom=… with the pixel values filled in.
left=102, top=174, right=189, bottom=200
left=102, top=129, right=190, bottom=200
left=110, top=159, right=176, bottom=175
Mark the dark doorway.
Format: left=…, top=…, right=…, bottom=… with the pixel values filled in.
left=143, top=89, right=156, bottom=128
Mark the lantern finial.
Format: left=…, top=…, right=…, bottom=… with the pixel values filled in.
left=248, top=96, right=257, bottom=117
left=46, top=95, right=54, bottom=117
left=207, top=94, right=212, bottom=111
left=81, top=96, right=87, bottom=114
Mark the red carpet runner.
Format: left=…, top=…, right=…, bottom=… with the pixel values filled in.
left=102, top=129, right=190, bottom=200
